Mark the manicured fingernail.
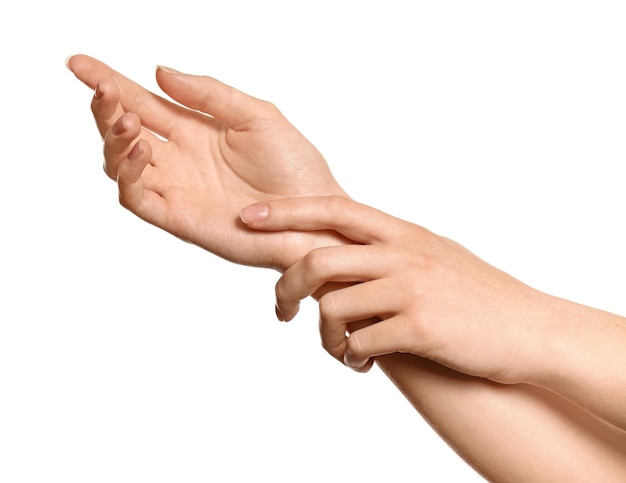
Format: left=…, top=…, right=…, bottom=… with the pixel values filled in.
left=240, top=204, right=269, bottom=224
left=65, top=55, right=73, bottom=69
left=128, top=141, right=143, bottom=160
left=157, top=65, right=183, bottom=75
left=112, top=115, right=127, bottom=135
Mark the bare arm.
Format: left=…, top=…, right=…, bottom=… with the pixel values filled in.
left=378, top=355, right=626, bottom=482
left=241, top=196, right=626, bottom=481
left=67, top=54, right=348, bottom=271
left=69, top=57, right=626, bottom=481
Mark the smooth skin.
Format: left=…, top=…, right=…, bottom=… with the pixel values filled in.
left=69, top=56, right=626, bottom=481
left=67, top=54, right=347, bottom=271
left=242, top=196, right=626, bottom=481
left=241, top=195, right=626, bottom=432
left=242, top=197, right=549, bottom=383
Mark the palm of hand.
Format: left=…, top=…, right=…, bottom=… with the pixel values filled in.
left=153, top=106, right=344, bottom=268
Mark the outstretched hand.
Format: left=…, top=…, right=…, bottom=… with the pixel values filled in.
left=67, top=55, right=348, bottom=271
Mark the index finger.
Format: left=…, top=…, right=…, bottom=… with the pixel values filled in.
left=240, top=195, right=408, bottom=245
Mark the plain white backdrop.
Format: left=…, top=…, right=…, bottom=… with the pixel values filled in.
left=2, top=1, right=625, bottom=481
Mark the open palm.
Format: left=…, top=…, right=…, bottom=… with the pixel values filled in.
left=68, top=55, right=347, bottom=270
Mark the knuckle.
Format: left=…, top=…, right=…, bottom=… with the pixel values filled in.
left=318, top=295, right=347, bottom=361
left=400, top=318, right=421, bottom=352
left=198, top=92, right=215, bottom=115
left=320, top=334, right=345, bottom=362
left=318, top=292, right=340, bottom=322
left=118, top=191, right=131, bottom=210
left=402, top=316, right=432, bottom=356
left=301, top=249, right=332, bottom=284
left=325, top=195, right=349, bottom=216
left=259, top=99, right=280, bottom=116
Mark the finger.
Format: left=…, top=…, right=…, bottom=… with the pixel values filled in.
left=68, top=54, right=182, bottom=139
left=345, top=350, right=375, bottom=373
left=91, top=77, right=124, bottom=139
left=344, top=318, right=378, bottom=373
left=345, top=315, right=417, bottom=371
left=317, top=279, right=402, bottom=363
left=241, top=196, right=407, bottom=245
left=155, top=66, right=274, bottom=129
left=103, top=112, right=143, bottom=180
left=93, top=80, right=168, bottom=182
left=276, top=245, right=395, bottom=321
left=117, top=139, right=167, bottom=225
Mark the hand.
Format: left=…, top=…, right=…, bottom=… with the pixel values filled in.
left=240, top=195, right=554, bottom=384
left=67, top=55, right=348, bottom=271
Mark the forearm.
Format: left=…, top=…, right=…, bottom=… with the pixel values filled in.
left=531, top=296, right=626, bottom=431
left=308, top=287, right=626, bottom=480
left=376, top=354, right=626, bottom=482
left=243, top=195, right=626, bottom=478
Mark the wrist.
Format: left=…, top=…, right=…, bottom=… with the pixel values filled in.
left=520, top=294, right=595, bottom=389
left=495, top=288, right=566, bottom=386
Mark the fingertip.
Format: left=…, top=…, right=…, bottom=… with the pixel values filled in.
left=350, top=358, right=374, bottom=373
left=275, top=301, right=300, bottom=322
left=240, top=203, right=269, bottom=225
left=111, top=113, right=128, bottom=136
left=117, top=140, right=150, bottom=210
left=65, top=54, right=92, bottom=78
left=128, top=139, right=143, bottom=160
left=65, top=54, right=84, bottom=73
left=120, top=139, right=151, bottom=182
left=344, top=343, right=371, bottom=372
left=156, top=65, right=184, bottom=76
left=130, top=138, right=151, bottom=161
left=109, top=112, right=141, bottom=138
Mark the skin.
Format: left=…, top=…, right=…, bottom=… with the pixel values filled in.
left=69, top=56, right=626, bottom=481
left=67, top=55, right=347, bottom=271
left=241, top=195, right=626, bottom=432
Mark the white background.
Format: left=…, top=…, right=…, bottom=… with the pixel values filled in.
left=2, top=1, right=626, bottom=482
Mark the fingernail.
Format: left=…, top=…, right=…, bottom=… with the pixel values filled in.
left=344, top=347, right=353, bottom=367
left=240, top=204, right=269, bottom=224
left=65, top=55, right=73, bottom=69
left=157, top=65, right=183, bottom=75
left=128, top=141, right=143, bottom=160
left=112, top=115, right=127, bottom=135
left=344, top=347, right=366, bottom=371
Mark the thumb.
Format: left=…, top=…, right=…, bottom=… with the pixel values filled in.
left=155, top=66, right=271, bottom=128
